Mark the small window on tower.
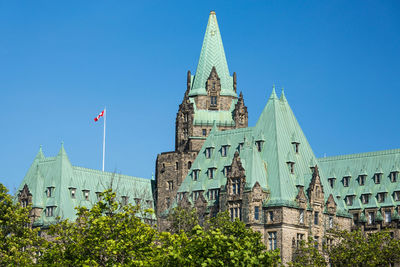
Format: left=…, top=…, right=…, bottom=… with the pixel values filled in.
left=202, top=129, right=207, bottom=136
left=287, top=162, right=295, bottom=174
left=292, top=142, right=300, bottom=154
left=210, top=96, right=217, bottom=106
left=175, top=162, right=179, bottom=170
left=193, top=170, right=199, bottom=181
left=188, top=161, right=192, bottom=169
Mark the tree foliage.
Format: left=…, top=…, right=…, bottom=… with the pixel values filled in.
left=289, top=236, right=327, bottom=267
left=0, top=183, right=45, bottom=266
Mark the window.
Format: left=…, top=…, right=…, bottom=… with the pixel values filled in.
left=69, top=188, right=76, bottom=199
left=230, top=207, right=242, bottom=221
left=374, top=173, right=382, bottom=184
left=45, top=206, right=55, bottom=217
left=232, top=179, right=241, bottom=195
left=390, top=172, right=398, bottom=183
left=146, top=200, right=153, bottom=208
left=193, top=191, right=201, bottom=201
left=377, top=193, right=386, bottom=203
left=268, top=232, right=277, bottom=250
left=202, top=129, right=207, bottom=136
left=134, top=198, right=141, bottom=205
left=184, top=113, right=188, bottom=122
left=208, top=168, right=215, bottom=179
left=385, top=211, right=392, bottom=223
left=346, top=196, right=354, bottom=206
left=314, top=236, right=319, bottom=249
left=167, top=181, right=173, bottom=191
left=175, top=162, right=179, bottom=170
left=255, top=140, right=264, bottom=152
left=254, top=206, right=260, bottom=220
left=395, top=191, right=400, bottom=201
left=368, top=212, right=375, bottom=224
left=361, top=194, right=369, bottom=204
left=47, top=187, right=54, bottom=197
left=183, top=128, right=188, bottom=139
left=238, top=143, right=244, bottom=153
left=224, top=166, right=231, bottom=177
left=296, top=233, right=304, bottom=248
left=287, top=162, right=295, bottom=174
left=209, top=189, right=219, bottom=200
left=205, top=147, right=213, bottom=158
left=329, top=216, right=333, bottom=228
left=314, top=212, right=319, bottom=225
left=292, top=142, right=300, bottom=154
left=83, top=190, right=90, bottom=201
left=121, top=196, right=129, bottom=206
left=359, top=175, right=366, bottom=186
left=193, top=170, right=199, bottom=181
left=299, top=209, right=304, bottom=224
left=221, top=145, right=228, bottom=157
left=188, top=161, right=192, bottom=169
left=21, top=199, right=29, bottom=208
left=328, top=178, right=335, bottom=188
left=178, top=192, right=185, bottom=201
left=353, top=213, right=359, bottom=224
left=210, top=96, right=217, bottom=106
left=343, top=176, right=350, bottom=187
left=269, top=211, right=274, bottom=222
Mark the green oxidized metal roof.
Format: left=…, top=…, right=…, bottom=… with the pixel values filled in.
left=318, top=149, right=400, bottom=211
left=190, top=11, right=236, bottom=97
left=17, top=144, right=154, bottom=227
left=178, top=88, right=347, bottom=216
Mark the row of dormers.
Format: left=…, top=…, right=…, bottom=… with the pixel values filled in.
left=329, top=171, right=399, bottom=188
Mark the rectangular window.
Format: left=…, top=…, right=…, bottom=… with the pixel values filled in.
left=299, top=209, right=304, bottom=224
left=83, top=190, right=90, bottom=201
left=269, top=211, right=274, bottom=222
left=343, top=177, right=350, bottom=187
left=208, top=168, right=215, bottom=179
left=375, top=173, right=382, bottom=184
left=45, top=206, right=55, bottom=217
left=314, top=212, right=319, bottom=225
left=210, top=96, right=217, bottom=106
left=167, top=181, right=174, bottom=191
left=353, top=213, right=359, bottom=224
left=232, top=179, right=240, bottom=195
left=193, top=191, right=201, bottom=201
left=359, top=175, right=366, bottom=186
left=121, top=196, right=129, bottom=206
left=328, top=178, right=335, bottom=188
left=314, top=236, right=319, bottom=249
left=292, top=142, right=300, bottom=154
left=238, top=143, right=244, bottom=153
left=221, top=145, right=228, bottom=157
left=230, top=208, right=234, bottom=221
left=362, top=194, right=369, bottom=204
left=209, top=189, right=219, bottom=200
left=254, top=206, right=260, bottom=220
left=193, top=170, right=199, bottom=181
left=391, top=172, right=398, bottom=183
left=69, top=188, right=76, bottom=199
left=377, top=193, right=385, bottom=203
left=395, top=191, right=400, bottom=201
left=385, top=211, right=392, bottom=223
left=368, top=212, right=375, bottom=225
left=255, top=141, right=263, bottom=152
left=346, top=196, right=353, bottom=206
left=296, top=233, right=304, bottom=248
left=224, top=166, right=231, bottom=177
left=268, top=232, right=277, bottom=250
left=287, top=162, right=295, bottom=174
left=202, top=129, right=207, bottom=136
left=329, top=216, right=333, bottom=228
left=205, top=148, right=212, bottom=158
left=47, top=187, right=54, bottom=197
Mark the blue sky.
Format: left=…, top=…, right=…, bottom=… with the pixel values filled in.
left=1, top=1, right=399, bottom=191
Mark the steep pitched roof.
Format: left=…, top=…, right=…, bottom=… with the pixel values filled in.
left=17, top=144, right=154, bottom=227
left=189, top=11, right=235, bottom=97
left=318, top=149, right=400, bottom=211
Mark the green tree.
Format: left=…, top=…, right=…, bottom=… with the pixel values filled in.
left=40, top=189, right=160, bottom=266
left=167, top=206, right=199, bottom=234
left=159, top=211, right=281, bottom=266
left=0, top=183, right=45, bottom=266
left=289, top=236, right=326, bottom=267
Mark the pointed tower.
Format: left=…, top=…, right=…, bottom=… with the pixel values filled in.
left=156, top=12, right=248, bottom=223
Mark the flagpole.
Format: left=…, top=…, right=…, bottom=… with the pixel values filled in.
left=102, top=107, right=106, bottom=172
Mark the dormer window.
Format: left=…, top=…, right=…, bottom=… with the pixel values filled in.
left=238, top=143, right=244, bottom=153
left=232, top=178, right=241, bottom=195
left=292, top=142, right=300, bottom=154
left=210, top=96, right=217, bottom=106
left=69, top=187, right=76, bottom=199
left=205, top=147, right=213, bottom=158
left=221, top=145, right=229, bottom=157
left=328, top=178, right=335, bottom=188
left=121, top=196, right=129, bottom=206
left=45, top=206, right=55, bottom=217
left=361, top=194, right=369, bottom=204
left=134, top=198, right=141, bottom=205
left=390, top=172, right=398, bottom=183
left=346, top=195, right=354, bottom=206
left=374, top=173, right=382, bottom=184
left=377, top=192, right=386, bottom=203
left=224, top=166, right=231, bottom=177
left=82, top=190, right=90, bottom=201
left=255, top=140, right=264, bottom=152
left=209, top=189, right=219, bottom=200
left=193, top=191, right=201, bottom=201
left=359, top=175, right=366, bottom=186
left=47, top=187, right=54, bottom=197
left=287, top=162, right=295, bottom=174
left=208, top=168, right=215, bottom=179
left=193, top=169, right=200, bottom=181
left=394, top=191, right=400, bottom=201
left=343, top=176, right=350, bottom=187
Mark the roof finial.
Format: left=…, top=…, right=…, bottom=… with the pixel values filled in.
left=210, top=10, right=216, bottom=15
left=269, top=84, right=277, bottom=99
left=280, top=87, right=287, bottom=102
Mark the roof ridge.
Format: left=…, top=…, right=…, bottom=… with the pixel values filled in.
left=318, top=148, right=400, bottom=162
left=72, top=166, right=151, bottom=182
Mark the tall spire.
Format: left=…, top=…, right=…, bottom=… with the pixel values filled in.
left=190, top=11, right=235, bottom=97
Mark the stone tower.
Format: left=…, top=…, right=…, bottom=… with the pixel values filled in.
left=155, top=11, right=248, bottom=220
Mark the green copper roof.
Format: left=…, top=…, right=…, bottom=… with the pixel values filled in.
left=178, top=89, right=347, bottom=215
left=190, top=12, right=236, bottom=97
left=318, top=149, right=400, bottom=211
left=17, top=144, right=154, bottom=227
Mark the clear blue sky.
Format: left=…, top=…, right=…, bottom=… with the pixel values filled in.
left=1, top=1, right=399, bottom=192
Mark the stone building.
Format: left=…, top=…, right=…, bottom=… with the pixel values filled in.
left=17, top=143, right=155, bottom=228
left=155, top=11, right=248, bottom=219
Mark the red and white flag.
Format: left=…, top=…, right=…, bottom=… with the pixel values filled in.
left=94, top=110, right=105, bottom=122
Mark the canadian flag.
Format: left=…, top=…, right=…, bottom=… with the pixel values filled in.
left=94, top=110, right=105, bottom=122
